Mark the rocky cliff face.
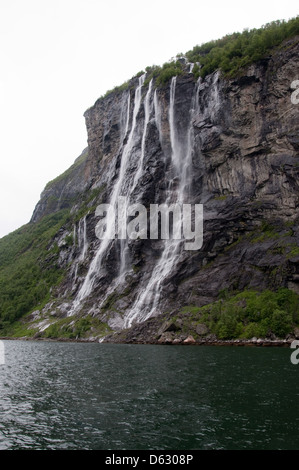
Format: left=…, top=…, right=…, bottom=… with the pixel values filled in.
left=30, top=37, right=299, bottom=341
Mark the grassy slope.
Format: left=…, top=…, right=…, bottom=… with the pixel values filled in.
left=0, top=210, right=70, bottom=332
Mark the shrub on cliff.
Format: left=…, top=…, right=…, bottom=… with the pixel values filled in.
left=186, top=16, right=299, bottom=78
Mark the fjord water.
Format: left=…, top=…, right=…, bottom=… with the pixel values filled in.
left=0, top=341, right=298, bottom=450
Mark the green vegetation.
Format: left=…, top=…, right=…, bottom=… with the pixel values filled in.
left=45, top=148, right=88, bottom=191
left=288, top=246, right=299, bottom=258
left=3, top=321, right=39, bottom=338
left=101, top=16, right=299, bottom=96
left=0, top=172, right=106, bottom=336
left=73, top=185, right=105, bottom=222
left=250, top=220, right=279, bottom=243
left=101, top=80, right=131, bottom=100
left=180, top=288, right=299, bottom=340
left=43, top=315, right=112, bottom=340
left=214, top=194, right=228, bottom=201
left=0, top=209, right=70, bottom=333
left=144, top=61, right=184, bottom=87
left=186, top=17, right=299, bottom=78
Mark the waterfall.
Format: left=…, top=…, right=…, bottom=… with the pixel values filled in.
left=68, top=72, right=205, bottom=324
left=71, top=215, right=88, bottom=286
left=69, top=74, right=146, bottom=313
left=123, top=76, right=196, bottom=327
left=132, top=78, right=153, bottom=191
left=153, top=89, right=161, bottom=139
left=123, top=92, right=131, bottom=141
left=78, top=215, right=88, bottom=261
left=72, top=222, right=78, bottom=282
left=119, top=78, right=154, bottom=275
left=197, top=71, right=220, bottom=123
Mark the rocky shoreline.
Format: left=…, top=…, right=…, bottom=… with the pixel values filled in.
left=101, top=334, right=293, bottom=347
left=0, top=335, right=293, bottom=347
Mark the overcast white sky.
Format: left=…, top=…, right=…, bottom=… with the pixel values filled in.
left=0, top=0, right=298, bottom=238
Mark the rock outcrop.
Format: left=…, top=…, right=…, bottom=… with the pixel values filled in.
left=29, top=36, right=299, bottom=341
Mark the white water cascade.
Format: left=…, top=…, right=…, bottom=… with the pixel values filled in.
left=119, top=78, right=154, bottom=276
left=153, top=88, right=162, bottom=144
left=132, top=78, right=153, bottom=190
left=67, top=71, right=212, bottom=325
left=78, top=215, right=88, bottom=261
left=69, top=74, right=146, bottom=314
left=123, top=76, right=198, bottom=327
left=72, top=215, right=89, bottom=282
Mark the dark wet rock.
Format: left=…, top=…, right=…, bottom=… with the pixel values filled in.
left=195, top=324, right=209, bottom=336
left=24, top=37, right=299, bottom=342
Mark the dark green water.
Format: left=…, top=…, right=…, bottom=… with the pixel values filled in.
left=0, top=340, right=298, bottom=450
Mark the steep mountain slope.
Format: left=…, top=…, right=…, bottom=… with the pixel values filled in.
left=0, top=20, right=299, bottom=343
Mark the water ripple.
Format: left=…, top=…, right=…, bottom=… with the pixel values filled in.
left=0, top=341, right=298, bottom=449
